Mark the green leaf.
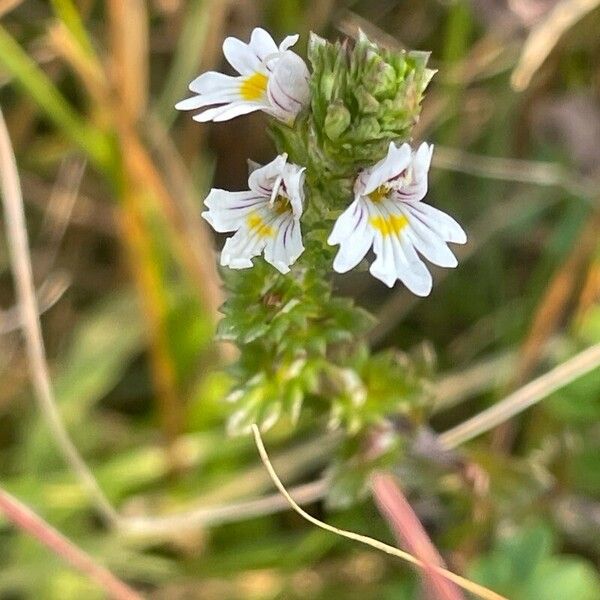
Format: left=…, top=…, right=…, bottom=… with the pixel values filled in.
left=155, top=0, right=214, bottom=125
left=50, top=0, right=96, bottom=58
left=469, top=522, right=600, bottom=599
left=0, top=25, right=112, bottom=171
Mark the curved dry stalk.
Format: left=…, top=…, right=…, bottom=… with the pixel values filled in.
left=0, top=487, right=142, bottom=600
left=251, top=425, right=507, bottom=600
left=0, top=271, right=71, bottom=334
left=438, top=342, right=600, bottom=449
left=511, top=0, right=600, bottom=91
left=0, top=107, right=120, bottom=526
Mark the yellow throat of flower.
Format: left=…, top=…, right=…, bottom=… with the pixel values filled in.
left=369, top=213, right=409, bottom=237
left=240, top=72, right=269, bottom=101
left=247, top=213, right=274, bottom=238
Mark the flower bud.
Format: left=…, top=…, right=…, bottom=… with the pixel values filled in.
left=324, top=100, right=351, bottom=141
left=307, top=32, right=435, bottom=186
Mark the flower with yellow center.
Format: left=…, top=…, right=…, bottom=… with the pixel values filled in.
left=202, top=154, right=305, bottom=274
left=328, top=142, right=467, bottom=295
left=176, top=28, right=310, bottom=124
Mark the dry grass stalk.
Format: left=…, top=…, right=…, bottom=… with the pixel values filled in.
left=511, top=0, right=600, bottom=90
left=438, top=342, right=600, bottom=449
left=251, top=425, right=507, bottom=600
left=107, top=0, right=149, bottom=121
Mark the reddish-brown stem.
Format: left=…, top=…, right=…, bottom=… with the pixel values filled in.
left=0, top=488, right=143, bottom=600
left=372, top=473, right=464, bottom=600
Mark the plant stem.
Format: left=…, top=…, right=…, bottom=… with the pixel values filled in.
left=0, top=107, right=119, bottom=526
left=0, top=487, right=142, bottom=600
left=438, top=342, right=600, bottom=449
left=251, top=425, right=506, bottom=600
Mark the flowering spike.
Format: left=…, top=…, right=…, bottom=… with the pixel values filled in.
left=186, top=28, right=466, bottom=464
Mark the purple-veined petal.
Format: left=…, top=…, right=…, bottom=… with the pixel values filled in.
left=401, top=206, right=458, bottom=268
left=267, top=51, right=310, bottom=122
left=202, top=189, right=267, bottom=233
left=248, top=154, right=288, bottom=196
left=362, top=142, right=412, bottom=195
left=406, top=202, right=467, bottom=244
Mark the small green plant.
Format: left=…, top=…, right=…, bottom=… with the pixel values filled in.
left=177, top=28, right=466, bottom=505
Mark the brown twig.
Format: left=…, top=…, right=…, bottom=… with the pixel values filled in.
left=372, top=473, right=464, bottom=600
left=0, top=487, right=142, bottom=600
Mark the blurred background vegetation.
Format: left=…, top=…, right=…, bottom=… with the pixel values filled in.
left=0, top=0, right=599, bottom=598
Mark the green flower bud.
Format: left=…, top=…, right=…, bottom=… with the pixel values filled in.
left=305, top=31, right=435, bottom=204
left=324, top=100, right=351, bottom=140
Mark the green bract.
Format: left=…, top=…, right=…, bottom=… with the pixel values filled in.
left=310, top=32, right=434, bottom=163
left=315, top=33, right=434, bottom=202
left=272, top=32, right=435, bottom=211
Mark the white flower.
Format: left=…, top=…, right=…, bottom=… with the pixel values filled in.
left=176, top=28, right=310, bottom=124
left=328, top=142, right=466, bottom=296
left=202, top=154, right=305, bottom=273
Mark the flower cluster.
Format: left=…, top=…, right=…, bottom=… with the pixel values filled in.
left=178, top=28, right=466, bottom=295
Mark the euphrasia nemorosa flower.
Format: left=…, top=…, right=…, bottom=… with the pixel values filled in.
left=202, top=154, right=305, bottom=274
left=328, top=142, right=466, bottom=295
left=176, top=28, right=310, bottom=124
